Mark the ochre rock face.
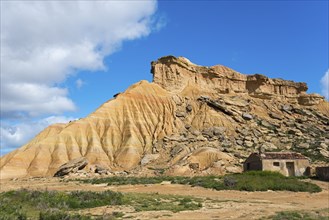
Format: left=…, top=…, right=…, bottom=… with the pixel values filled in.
left=1, top=56, right=329, bottom=179
left=151, top=56, right=315, bottom=103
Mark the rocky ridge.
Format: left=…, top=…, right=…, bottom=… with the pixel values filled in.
left=1, top=56, right=328, bottom=179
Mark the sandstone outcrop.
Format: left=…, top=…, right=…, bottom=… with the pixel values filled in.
left=1, top=56, right=328, bottom=179
left=151, top=56, right=321, bottom=105
left=54, top=157, right=88, bottom=177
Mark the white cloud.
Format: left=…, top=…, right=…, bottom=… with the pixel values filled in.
left=1, top=1, right=158, bottom=118
left=0, top=116, right=76, bottom=155
left=75, top=78, right=85, bottom=89
left=1, top=83, right=76, bottom=117
left=320, top=69, right=329, bottom=100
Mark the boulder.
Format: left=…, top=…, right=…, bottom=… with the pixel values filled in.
left=242, top=113, right=253, bottom=120
left=186, top=104, right=193, bottom=112
left=260, top=120, right=276, bottom=130
left=95, top=165, right=110, bottom=174
left=54, top=157, right=88, bottom=177
left=175, top=111, right=186, bottom=118
left=269, top=112, right=283, bottom=120
left=281, top=104, right=292, bottom=114
left=244, top=140, right=254, bottom=148
left=202, top=127, right=226, bottom=138
left=141, top=154, right=160, bottom=165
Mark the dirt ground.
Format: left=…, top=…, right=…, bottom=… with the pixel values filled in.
left=0, top=177, right=328, bottom=220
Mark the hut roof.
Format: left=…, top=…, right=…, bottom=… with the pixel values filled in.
left=251, top=152, right=308, bottom=160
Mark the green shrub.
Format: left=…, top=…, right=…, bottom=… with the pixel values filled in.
left=271, top=210, right=329, bottom=220
left=124, top=193, right=202, bottom=213
left=76, top=171, right=321, bottom=193
left=0, top=189, right=202, bottom=218
left=0, top=199, right=27, bottom=220
left=39, top=210, right=93, bottom=220
left=0, top=189, right=124, bottom=210
left=223, top=176, right=237, bottom=188
left=0, top=189, right=124, bottom=219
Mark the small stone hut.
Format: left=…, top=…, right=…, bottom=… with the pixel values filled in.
left=243, top=152, right=310, bottom=177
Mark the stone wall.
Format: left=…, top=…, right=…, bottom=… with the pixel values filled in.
left=244, top=154, right=262, bottom=171
left=262, top=159, right=310, bottom=177
left=316, top=166, right=329, bottom=181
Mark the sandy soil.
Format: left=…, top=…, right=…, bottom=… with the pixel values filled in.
left=0, top=178, right=328, bottom=220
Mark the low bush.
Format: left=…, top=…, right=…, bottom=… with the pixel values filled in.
left=0, top=189, right=123, bottom=210
left=77, top=171, right=321, bottom=193
left=0, top=189, right=202, bottom=219
left=0, top=202, right=27, bottom=220
left=39, top=210, right=92, bottom=220
left=270, top=210, right=329, bottom=220
left=232, top=171, right=321, bottom=193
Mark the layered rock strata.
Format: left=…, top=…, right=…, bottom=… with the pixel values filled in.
left=1, top=56, right=328, bottom=179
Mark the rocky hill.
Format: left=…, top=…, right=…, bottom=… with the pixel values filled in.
left=1, top=56, right=328, bottom=179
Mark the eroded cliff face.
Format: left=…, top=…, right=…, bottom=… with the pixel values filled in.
left=1, top=56, right=328, bottom=179
left=151, top=56, right=322, bottom=104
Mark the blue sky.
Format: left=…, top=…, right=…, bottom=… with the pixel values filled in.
left=1, top=0, right=328, bottom=155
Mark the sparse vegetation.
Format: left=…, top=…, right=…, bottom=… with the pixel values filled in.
left=77, top=171, right=321, bottom=193
left=268, top=209, right=329, bottom=220
left=122, top=193, right=202, bottom=213
left=39, top=210, right=93, bottom=220
left=0, top=189, right=202, bottom=219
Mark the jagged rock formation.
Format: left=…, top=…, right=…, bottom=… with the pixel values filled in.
left=151, top=56, right=322, bottom=104
left=1, top=56, right=329, bottom=179
left=54, top=157, right=88, bottom=177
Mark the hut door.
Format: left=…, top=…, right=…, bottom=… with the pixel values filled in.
left=286, top=162, right=295, bottom=176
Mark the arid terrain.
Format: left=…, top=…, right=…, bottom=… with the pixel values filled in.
left=1, top=56, right=329, bottom=180
left=1, top=177, right=328, bottom=219
left=1, top=56, right=329, bottom=219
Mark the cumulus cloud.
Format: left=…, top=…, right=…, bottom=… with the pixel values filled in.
left=320, top=69, right=329, bottom=100
left=0, top=116, right=76, bottom=155
left=1, top=1, right=158, bottom=118
left=1, top=1, right=161, bottom=154
left=1, top=83, right=75, bottom=117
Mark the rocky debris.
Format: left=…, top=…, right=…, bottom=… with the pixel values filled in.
left=189, top=163, right=200, bottom=170
left=318, top=143, right=329, bottom=158
left=185, top=124, right=191, bottom=130
left=281, top=104, right=292, bottom=114
left=94, top=165, right=110, bottom=175
left=198, top=96, right=234, bottom=116
left=175, top=111, right=186, bottom=118
left=202, top=127, right=226, bottom=138
left=298, top=143, right=310, bottom=149
left=141, top=154, right=160, bottom=165
left=314, top=112, right=329, bottom=125
left=171, top=145, right=184, bottom=157
left=260, top=142, right=278, bottom=151
left=244, top=140, right=254, bottom=148
left=186, top=104, right=193, bottom=112
left=54, top=157, right=88, bottom=177
left=319, top=149, right=329, bottom=158
left=113, top=171, right=128, bottom=176
left=260, top=120, right=276, bottom=130
left=242, top=113, right=253, bottom=120
left=269, top=112, right=283, bottom=120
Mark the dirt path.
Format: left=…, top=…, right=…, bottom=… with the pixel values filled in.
left=106, top=183, right=329, bottom=219
left=1, top=178, right=328, bottom=220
